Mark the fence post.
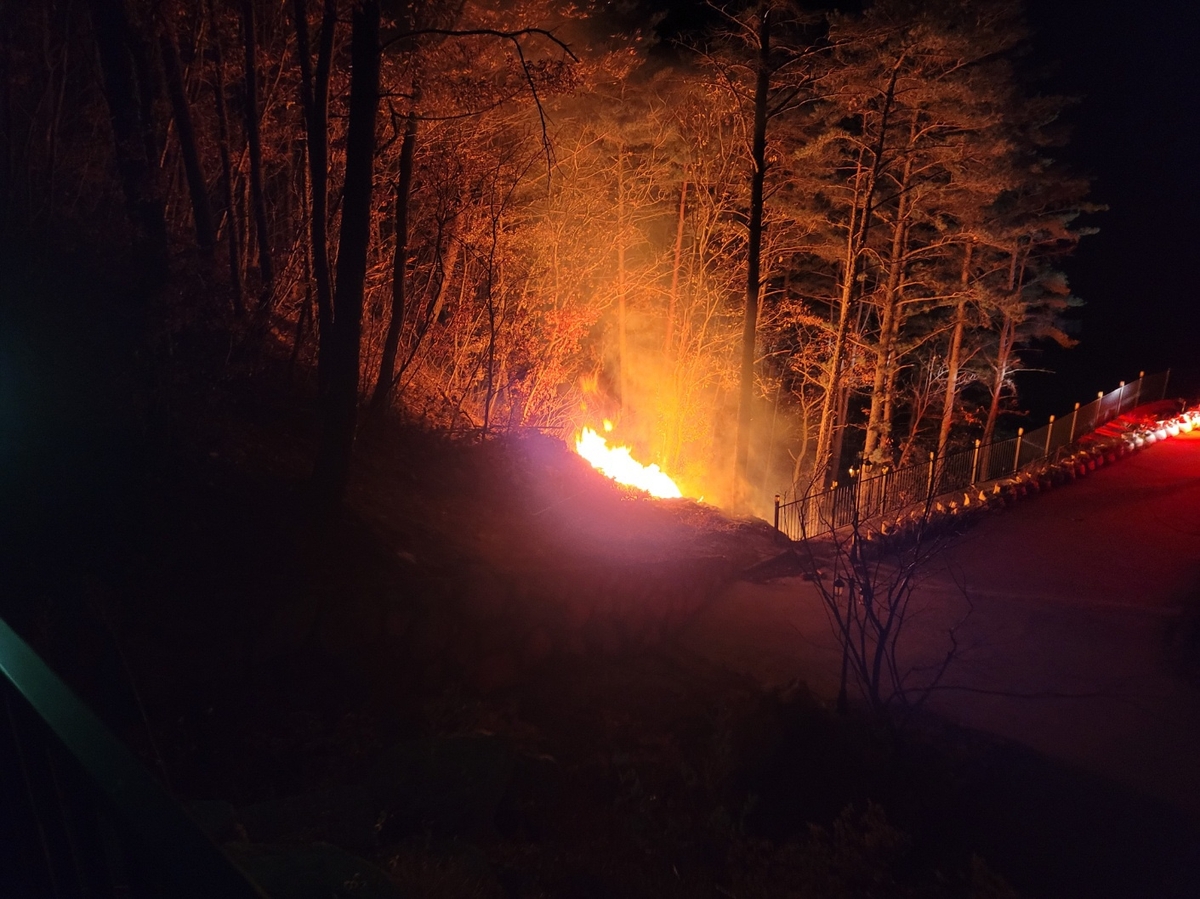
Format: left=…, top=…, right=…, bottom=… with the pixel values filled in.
left=971, top=439, right=981, bottom=486
left=1163, top=368, right=1171, bottom=400
left=850, top=468, right=860, bottom=523
left=1012, top=427, right=1024, bottom=474
left=1117, top=381, right=1126, bottom=415
left=1044, top=415, right=1055, bottom=456
left=1133, top=372, right=1144, bottom=408
left=1097, top=390, right=1105, bottom=425
left=927, top=451, right=936, bottom=495
left=1069, top=402, right=1080, bottom=443
left=774, top=493, right=781, bottom=534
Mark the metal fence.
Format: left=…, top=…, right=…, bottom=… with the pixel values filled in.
left=775, top=369, right=1171, bottom=539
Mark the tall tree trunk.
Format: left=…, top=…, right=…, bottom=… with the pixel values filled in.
left=829, top=381, right=851, bottom=483
left=481, top=230, right=499, bottom=435
left=370, top=101, right=419, bottom=416
left=862, top=169, right=911, bottom=461
left=936, top=241, right=973, bottom=461
left=616, top=143, right=628, bottom=412
left=88, top=0, right=167, bottom=280
left=983, top=311, right=1015, bottom=447
left=423, top=225, right=458, bottom=336
left=291, top=0, right=335, bottom=384
left=982, top=246, right=1022, bottom=446
left=311, top=0, right=379, bottom=513
left=882, top=316, right=901, bottom=454
left=735, top=5, right=770, bottom=494
left=813, top=62, right=901, bottom=484
left=240, top=0, right=272, bottom=305
left=897, top=363, right=936, bottom=468
left=158, top=12, right=215, bottom=255
left=814, top=233, right=858, bottom=482
left=206, top=0, right=243, bottom=310
left=663, top=177, right=687, bottom=357
left=863, top=128, right=915, bottom=462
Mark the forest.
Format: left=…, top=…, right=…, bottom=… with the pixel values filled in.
left=0, top=0, right=1093, bottom=513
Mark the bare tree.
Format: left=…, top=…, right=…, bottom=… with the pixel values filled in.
left=792, top=482, right=970, bottom=719
left=311, top=0, right=380, bottom=513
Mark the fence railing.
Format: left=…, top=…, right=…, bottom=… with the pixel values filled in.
left=0, top=615, right=268, bottom=898
left=774, top=369, right=1171, bottom=540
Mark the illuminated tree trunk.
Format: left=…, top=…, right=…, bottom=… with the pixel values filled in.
left=734, top=6, right=770, bottom=493
left=936, top=241, right=973, bottom=461
left=312, top=0, right=379, bottom=512
left=982, top=246, right=1022, bottom=446
left=424, top=226, right=458, bottom=337
left=663, top=177, right=687, bottom=357
left=983, top=312, right=1015, bottom=447
left=813, top=61, right=900, bottom=485
left=240, top=0, right=273, bottom=305
left=616, top=143, right=628, bottom=412
left=882, top=323, right=900, bottom=450
left=862, top=151, right=912, bottom=462
left=984, top=310, right=1016, bottom=447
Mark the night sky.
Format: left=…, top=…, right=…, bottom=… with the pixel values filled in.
left=1023, top=0, right=1200, bottom=416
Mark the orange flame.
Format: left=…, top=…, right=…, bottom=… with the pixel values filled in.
left=575, top=427, right=682, bottom=499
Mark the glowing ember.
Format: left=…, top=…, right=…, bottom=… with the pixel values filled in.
left=575, top=427, right=683, bottom=498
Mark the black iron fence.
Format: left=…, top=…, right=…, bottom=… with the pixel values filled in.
left=775, top=370, right=1171, bottom=539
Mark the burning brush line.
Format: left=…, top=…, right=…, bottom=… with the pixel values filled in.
left=574, top=425, right=683, bottom=499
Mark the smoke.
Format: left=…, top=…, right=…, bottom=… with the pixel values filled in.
left=581, top=299, right=808, bottom=521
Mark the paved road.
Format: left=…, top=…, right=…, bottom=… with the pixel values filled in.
left=680, top=429, right=1200, bottom=814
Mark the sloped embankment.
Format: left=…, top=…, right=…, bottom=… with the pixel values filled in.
left=346, top=430, right=781, bottom=692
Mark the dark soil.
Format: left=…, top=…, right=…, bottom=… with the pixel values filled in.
left=3, top=246, right=1198, bottom=898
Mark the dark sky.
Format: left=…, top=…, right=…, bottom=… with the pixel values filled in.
left=1022, top=1, right=1200, bottom=414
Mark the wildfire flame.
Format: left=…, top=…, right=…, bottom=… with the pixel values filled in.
left=575, top=426, right=683, bottom=499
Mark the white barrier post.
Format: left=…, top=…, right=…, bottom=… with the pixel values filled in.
left=1044, top=415, right=1055, bottom=456
left=1012, top=427, right=1024, bottom=474
left=1069, top=402, right=1080, bottom=442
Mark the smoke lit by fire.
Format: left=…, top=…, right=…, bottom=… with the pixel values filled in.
left=575, top=425, right=683, bottom=499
